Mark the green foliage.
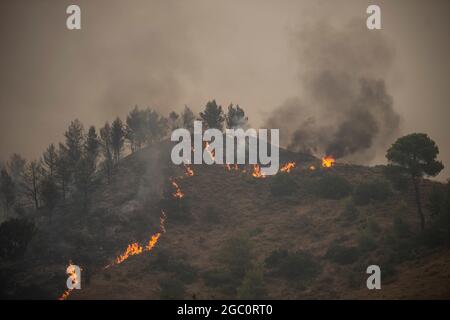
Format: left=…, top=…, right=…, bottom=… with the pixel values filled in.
left=159, top=277, right=186, bottom=299
left=312, top=174, right=352, bottom=199
left=386, top=133, right=444, bottom=178
left=0, top=218, right=35, bottom=260
left=219, top=236, right=253, bottom=280
left=153, top=250, right=197, bottom=284
left=353, top=179, right=392, bottom=205
left=325, top=244, right=360, bottom=265
left=265, top=249, right=321, bottom=282
left=237, top=265, right=266, bottom=300
left=269, top=172, right=298, bottom=197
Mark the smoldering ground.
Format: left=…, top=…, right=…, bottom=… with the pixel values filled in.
left=266, top=20, right=401, bottom=162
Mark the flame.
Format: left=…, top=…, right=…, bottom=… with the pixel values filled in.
left=184, top=165, right=194, bottom=177
left=225, top=164, right=231, bottom=171
left=309, top=165, right=316, bottom=171
left=58, top=262, right=79, bottom=300
left=252, top=164, right=266, bottom=178
left=105, top=211, right=167, bottom=268
left=322, top=156, right=335, bottom=168
left=280, top=162, right=296, bottom=173
left=171, top=180, right=184, bottom=198
left=205, top=142, right=215, bottom=161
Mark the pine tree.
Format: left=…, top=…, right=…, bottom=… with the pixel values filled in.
left=22, top=161, right=41, bottom=210
left=111, top=117, right=125, bottom=164
left=100, top=122, right=113, bottom=183
left=55, top=143, right=70, bottom=200
left=64, top=119, right=85, bottom=169
left=0, top=168, right=15, bottom=216
left=226, top=104, right=248, bottom=129
left=126, top=106, right=147, bottom=152
left=42, top=144, right=58, bottom=177
left=181, top=105, right=196, bottom=132
left=200, top=100, right=225, bottom=130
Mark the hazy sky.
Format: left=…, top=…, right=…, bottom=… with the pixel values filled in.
left=0, top=0, right=449, bottom=179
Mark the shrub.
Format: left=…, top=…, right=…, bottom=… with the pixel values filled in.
left=153, top=250, right=197, bottom=283
left=353, top=179, right=392, bottom=205
left=341, top=201, right=359, bottom=221
left=325, top=244, right=360, bottom=265
left=0, top=218, right=35, bottom=260
left=237, top=265, right=266, bottom=300
left=159, top=187, right=191, bottom=222
left=159, top=278, right=186, bottom=299
left=313, top=174, right=352, bottom=200
left=219, top=236, right=253, bottom=280
left=265, top=249, right=321, bottom=282
left=383, top=164, right=410, bottom=191
left=357, top=231, right=377, bottom=253
left=203, top=269, right=236, bottom=289
left=269, top=172, right=298, bottom=197
left=393, top=216, right=411, bottom=239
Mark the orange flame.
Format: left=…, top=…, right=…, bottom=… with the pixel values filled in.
left=58, top=262, right=79, bottom=300
left=184, top=165, right=194, bottom=177
left=322, top=156, right=335, bottom=168
left=252, top=164, right=266, bottom=178
left=171, top=180, right=184, bottom=198
left=105, top=211, right=166, bottom=268
left=280, top=162, right=296, bottom=173
left=309, top=165, right=316, bottom=171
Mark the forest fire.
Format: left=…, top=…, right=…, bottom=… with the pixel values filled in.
left=105, top=211, right=167, bottom=269
left=280, top=162, right=296, bottom=173
left=58, top=262, right=79, bottom=300
left=322, top=156, right=336, bottom=168
left=252, top=164, right=266, bottom=178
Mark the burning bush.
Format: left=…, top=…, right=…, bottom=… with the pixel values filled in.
left=353, top=179, right=392, bottom=205
left=0, top=218, right=35, bottom=260
left=312, top=174, right=352, bottom=200
left=269, top=172, right=298, bottom=197
left=265, top=249, right=321, bottom=283
left=159, top=187, right=191, bottom=222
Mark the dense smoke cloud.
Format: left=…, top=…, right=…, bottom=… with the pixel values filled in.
left=266, top=20, right=401, bottom=161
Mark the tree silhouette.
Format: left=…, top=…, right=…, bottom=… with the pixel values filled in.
left=0, top=168, right=15, bottom=216
left=181, top=105, right=196, bottom=132
left=200, top=100, right=225, bottom=130
left=100, top=122, right=113, bottom=183
left=111, top=117, right=125, bottom=165
left=42, top=144, right=58, bottom=178
left=386, top=133, right=444, bottom=230
left=226, top=104, right=248, bottom=129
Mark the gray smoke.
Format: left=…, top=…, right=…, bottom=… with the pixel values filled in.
left=266, top=20, right=401, bottom=161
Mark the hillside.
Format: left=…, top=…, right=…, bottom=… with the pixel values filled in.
left=1, top=142, right=449, bottom=300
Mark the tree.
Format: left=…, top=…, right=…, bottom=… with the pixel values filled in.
left=40, top=175, right=59, bottom=220
left=42, top=144, right=58, bottom=177
left=181, top=105, right=196, bottom=132
left=0, top=168, right=15, bottom=216
left=126, top=106, right=147, bottom=152
left=55, top=143, right=70, bottom=200
left=168, top=111, right=180, bottom=130
left=100, top=122, right=113, bottom=183
left=199, top=100, right=225, bottom=130
left=226, top=104, right=248, bottom=129
left=386, top=133, right=444, bottom=230
left=64, top=119, right=85, bottom=169
left=74, top=126, right=99, bottom=211
left=147, top=109, right=168, bottom=143
left=7, top=153, right=26, bottom=183
left=22, top=161, right=42, bottom=210
left=111, top=117, right=125, bottom=164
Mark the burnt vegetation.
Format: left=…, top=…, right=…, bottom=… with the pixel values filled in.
left=0, top=100, right=448, bottom=299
